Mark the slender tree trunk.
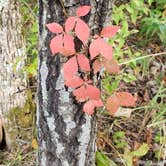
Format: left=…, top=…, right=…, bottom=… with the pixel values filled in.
left=37, top=0, right=112, bottom=165
left=0, top=0, right=26, bottom=149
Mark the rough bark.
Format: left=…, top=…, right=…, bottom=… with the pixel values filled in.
left=0, top=0, right=26, bottom=149
left=37, top=0, right=112, bottom=165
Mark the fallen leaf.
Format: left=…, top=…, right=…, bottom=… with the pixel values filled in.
left=31, top=139, right=38, bottom=150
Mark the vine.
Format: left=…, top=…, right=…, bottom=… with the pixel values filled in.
left=46, top=5, right=135, bottom=115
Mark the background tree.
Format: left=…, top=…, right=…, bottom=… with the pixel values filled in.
left=0, top=0, right=26, bottom=149
left=37, top=0, right=112, bottom=165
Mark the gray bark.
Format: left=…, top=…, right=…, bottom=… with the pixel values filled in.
left=37, top=0, right=112, bottom=165
left=0, top=0, right=26, bottom=149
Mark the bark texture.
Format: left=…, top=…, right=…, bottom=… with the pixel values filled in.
left=0, top=0, right=26, bottom=149
left=37, top=0, right=112, bottom=165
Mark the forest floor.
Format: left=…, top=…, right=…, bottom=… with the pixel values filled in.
left=0, top=0, right=166, bottom=166
left=96, top=44, right=166, bottom=166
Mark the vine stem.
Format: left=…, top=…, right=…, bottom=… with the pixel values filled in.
left=119, top=51, right=166, bottom=65
left=58, top=0, right=68, bottom=17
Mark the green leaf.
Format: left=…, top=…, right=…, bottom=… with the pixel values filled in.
left=96, top=151, right=117, bottom=166
left=124, top=148, right=133, bottom=166
left=148, top=0, right=154, bottom=5
left=131, top=143, right=149, bottom=157
left=124, top=154, right=133, bottom=166
left=113, top=131, right=125, bottom=139
left=122, top=73, right=136, bottom=83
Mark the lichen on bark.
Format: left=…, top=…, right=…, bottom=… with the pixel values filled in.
left=0, top=0, right=27, bottom=149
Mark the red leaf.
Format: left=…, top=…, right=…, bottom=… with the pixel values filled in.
left=116, top=92, right=135, bottom=107
left=83, top=99, right=103, bottom=115
left=65, top=76, right=84, bottom=88
left=100, top=26, right=120, bottom=38
left=106, top=95, right=120, bottom=115
left=102, top=58, right=120, bottom=74
left=83, top=100, right=95, bottom=115
left=63, top=56, right=78, bottom=80
left=89, top=39, right=100, bottom=59
left=99, top=39, right=113, bottom=61
left=73, top=86, right=88, bottom=102
left=75, top=18, right=90, bottom=44
left=50, top=35, right=63, bottom=55
left=76, top=6, right=91, bottom=17
left=77, top=54, right=90, bottom=72
left=65, top=17, right=76, bottom=33
left=89, top=38, right=113, bottom=60
left=93, top=59, right=102, bottom=73
left=60, top=34, right=75, bottom=56
left=86, top=85, right=100, bottom=100
left=92, top=99, right=103, bottom=107
left=73, top=84, right=100, bottom=102
left=46, top=23, right=63, bottom=34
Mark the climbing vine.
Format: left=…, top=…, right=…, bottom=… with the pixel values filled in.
left=46, top=5, right=135, bottom=115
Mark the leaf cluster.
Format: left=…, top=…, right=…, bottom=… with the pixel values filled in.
left=46, top=6, right=135, bottom=115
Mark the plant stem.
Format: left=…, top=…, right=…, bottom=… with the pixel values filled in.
left=119, top=52, right=166, bottom=65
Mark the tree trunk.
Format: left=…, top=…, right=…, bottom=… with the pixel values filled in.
left=0, top=0, right=26, bottom=149
left=37, top=0, right=112, bottom=165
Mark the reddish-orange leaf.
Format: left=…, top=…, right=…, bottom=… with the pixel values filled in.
left=83, top=99, right=103, bottom=115
left=60, top=34, right=75, bottom=56
left=63, top=56, right=78, bottom=80
left=116, top=92, right=135, bottom=107
left=77, top=54, right=90, bottom=72
left=89, top=39, right=100, bottom=59
left=89, top=38, right=113, bottom=60
left=99, top=39, right=113, bottom=61
left=83, top=100, right=95, bottom=115
left=92, top=99, right=103, bottom=107
left=50, top=35, right=63, bottom=55
left=73, top=86, right=88, bottom=102
left=102, top=58, right=120, bottom=74
left=93, top=59, right=102, bottom=73
left=106, top=95, right=120, bottom=115
left=76, top=6, right=91, bottom=17
left=46, top=23, right=63, bottom=33
left=65, top=17, right=76, bottom=33
left=75, top=18, right=90, bottom=44
left=65, top=76, right=84, bottom=88
left=100, top=26, right=120, bottom=38
left=86, top=85, right=100, bottom=100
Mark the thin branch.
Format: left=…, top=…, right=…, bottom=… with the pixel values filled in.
left=58, top=0, right=68, bottom=17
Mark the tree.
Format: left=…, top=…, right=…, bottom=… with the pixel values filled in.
left=0, top=0, right=26, bottom=149
left=37, top=0, right=113, bottom=165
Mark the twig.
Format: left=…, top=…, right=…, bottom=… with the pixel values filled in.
left=103, top=137, right=127, bottom=166
left=119, top=52, right=166, bottom=65
left=58, top=0, right=68, bottom=17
